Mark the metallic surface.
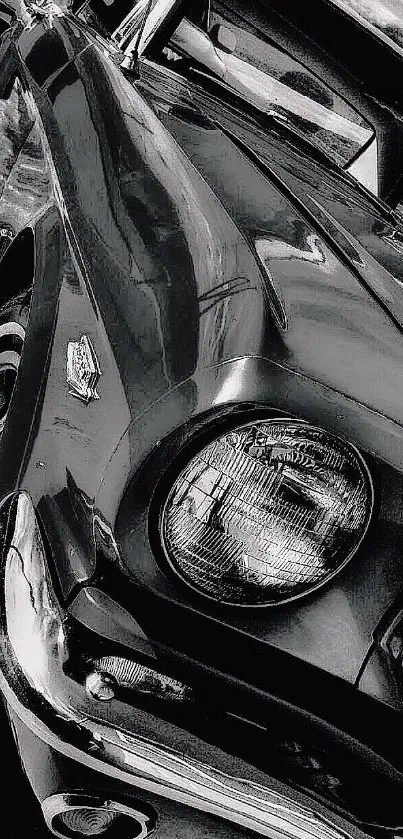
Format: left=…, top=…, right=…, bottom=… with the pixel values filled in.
left=159, top=419, right=374, bottom=607
left=1, top=11, right=400, bottom=683
left=0, top=493, right=365, bottom=839
left=85, top=671, right=116, bottom=702
left=1, top=0, right=403, bottom=831
left=42, top=793, right=156, bottom=839
left=66, top=334, right=101, bottom=405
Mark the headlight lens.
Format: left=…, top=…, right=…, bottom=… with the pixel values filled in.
left=161, top=419, right=373, bottom=606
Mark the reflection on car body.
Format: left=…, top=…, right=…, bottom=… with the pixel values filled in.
left=1, top=1, right=403, bottom=838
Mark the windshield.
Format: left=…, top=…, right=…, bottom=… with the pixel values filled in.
left=157, top=0, right=374, bottom=172
left=330, top=0, right=403, bottom=50
left=73, top=0, right=378, bottom=190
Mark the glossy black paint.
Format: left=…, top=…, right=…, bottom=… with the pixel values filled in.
left=2, top=2, right=403, bottom=832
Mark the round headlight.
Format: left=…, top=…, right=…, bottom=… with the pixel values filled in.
left=161, top=419, right=373, bottom=606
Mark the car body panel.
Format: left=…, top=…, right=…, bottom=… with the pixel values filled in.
left=1, top=6, right=403, bottom=832
left=0, top=14, right=402, bottom=687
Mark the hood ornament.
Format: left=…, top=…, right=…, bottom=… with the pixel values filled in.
left=67, top=335, right=101, bottom=404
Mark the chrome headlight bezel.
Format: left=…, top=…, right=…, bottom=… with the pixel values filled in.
left=156, top=416, right=374, bottom=608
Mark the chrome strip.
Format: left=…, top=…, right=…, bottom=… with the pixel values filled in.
left=0, top=493, right=363, bottom=839
left=126, top=0, right=181, bottom=57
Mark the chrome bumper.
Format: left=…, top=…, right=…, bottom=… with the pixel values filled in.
left=0, top=492, right=363, bottom=839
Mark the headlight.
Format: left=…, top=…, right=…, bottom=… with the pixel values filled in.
left=160, top=419, right=373, bottom=606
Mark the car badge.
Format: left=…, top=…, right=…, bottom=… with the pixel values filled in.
left=67, top=335, right=101, bottom=404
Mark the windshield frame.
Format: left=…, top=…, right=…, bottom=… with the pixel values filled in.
left=122, top=0, right=184, bottom=55
left=326, top=0, right=403, bottom=58
left=85, top=0, right=403, bottom=60
left=146, top=4, right=375, bottom=176
left=133, top=0, right=403, bottom=59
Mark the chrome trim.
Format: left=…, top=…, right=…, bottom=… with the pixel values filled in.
left=66, top=335, right=101, bottom=404
left=0, top=493, right=364, bottom=839
left=112, top=0, right=151, bottom=48
left=85, top=670, right=117, bottom=701
left=42, top=793, right=156, bottom=839
left=158, top=419, right=374, bottom=608
left=125, top=0, right=181, bottom=57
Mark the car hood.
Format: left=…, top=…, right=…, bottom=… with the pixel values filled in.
left=138, top=60, right=403, bottom=334
left=125, top=60, right=403, bottom=425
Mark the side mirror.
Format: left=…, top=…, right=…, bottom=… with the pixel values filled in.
left=209, top=23, right=236, bottom=54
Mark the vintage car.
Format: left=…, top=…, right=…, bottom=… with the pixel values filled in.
left=2, top=0, right=403, bottom=836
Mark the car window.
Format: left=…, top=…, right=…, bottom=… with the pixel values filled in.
left=161, top=0, right=374, bottom=172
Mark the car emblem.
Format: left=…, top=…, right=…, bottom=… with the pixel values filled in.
left=67, top=335, right=101, bottom=404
